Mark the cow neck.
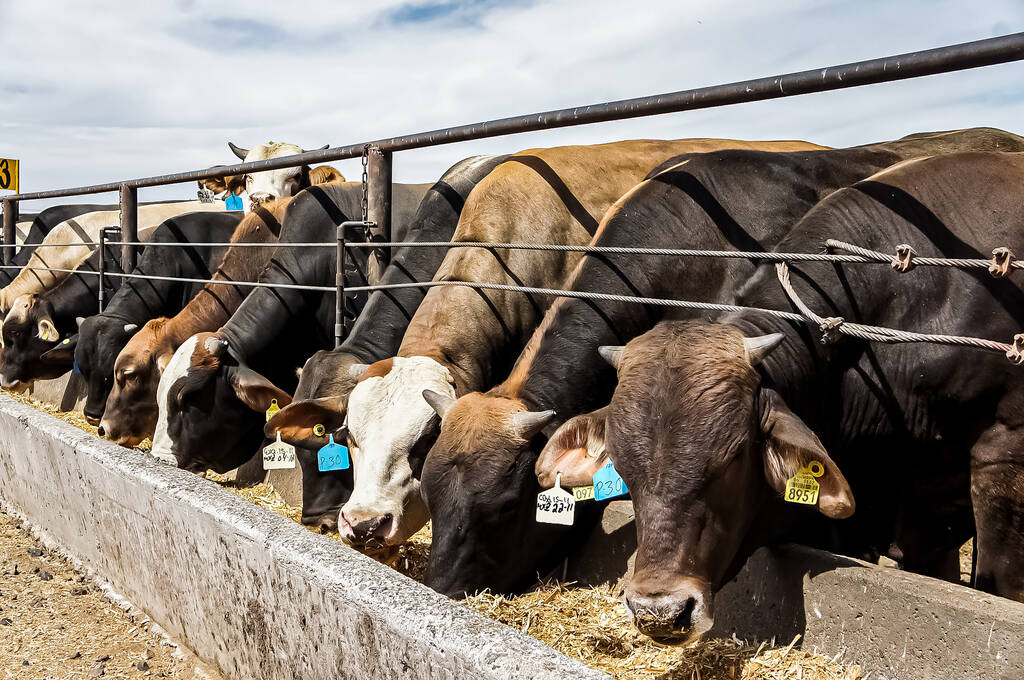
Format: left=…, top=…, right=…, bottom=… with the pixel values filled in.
left=42, top=249, right=122, bottom=331
left=493, top=140, right=977, bottom=427
left=339, top=156, right=508, bottom=367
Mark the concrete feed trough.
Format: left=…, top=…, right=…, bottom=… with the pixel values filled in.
left=0, top=391, right=1023, bottom=679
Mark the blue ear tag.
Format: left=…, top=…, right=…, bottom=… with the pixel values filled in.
left=317, top=434, right=350, bottom=472
left=225, top=194, right=244, bottom=211
left=593, top=460, right=628, bottom=501
left=72, top=361, right=80, bottom=375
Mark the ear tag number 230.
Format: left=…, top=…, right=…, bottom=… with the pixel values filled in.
left=784, top=460, right=824, bottom=505
left=317, top=434, right=350, bottom=472
left=263, top=431, right=296, bottom=470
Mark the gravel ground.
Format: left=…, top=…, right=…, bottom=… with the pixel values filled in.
left=0, top=509, right=221, bottom=680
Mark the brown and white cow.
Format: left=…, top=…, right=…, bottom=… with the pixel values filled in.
left=334, top=138, right=824, bottom=555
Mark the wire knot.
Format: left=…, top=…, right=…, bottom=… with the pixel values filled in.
left=989, top=247, right=1016, bottom=278
left=1007, top=334, right=1024, bottom=365
left=891, top=244, right=917, bottom=273
left=819, top=316, right=845, bottom=344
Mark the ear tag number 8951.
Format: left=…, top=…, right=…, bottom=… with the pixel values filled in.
left=262, top=431, right=296, bottom=470
left=317, top=434, right=350, bottom=472
left=593, top=460, right=628, bottom=501
left=784, top=460, right=824, bottom=505
left=536, top=473, right=575, bottom=525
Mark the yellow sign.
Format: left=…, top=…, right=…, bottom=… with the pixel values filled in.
left=0, top=159, right=18, bottom=192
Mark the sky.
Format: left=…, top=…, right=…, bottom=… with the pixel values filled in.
left=1, top=0, right=1022, bottom=211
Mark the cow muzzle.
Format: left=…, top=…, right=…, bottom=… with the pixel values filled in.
left=624, top=579, right=713, bottom=642
left=339, top=508, right=396, bottom=545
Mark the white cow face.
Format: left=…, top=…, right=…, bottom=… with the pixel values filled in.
left=341, top=356, right=456, bottom=548
left=228, top=141, right=326, bottom=212
left=150, top=334, right=198, bottom=466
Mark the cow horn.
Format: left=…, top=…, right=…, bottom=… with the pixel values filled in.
left=347, top=363, right=370, bottom=380
left=303, top=144, right=329, bottom=153
left=228, top=142, right=250, bottom=160
left=597, top=345, right=624, bottom=370
left=75, top=316, right=86, bottom=328
left=510, top=409, right=557, bottom=438
left=743, top=333, right=785, bottom=365
left=422, top=389, right=456, bottom=419
left=123, top=323, right=138, bottom=334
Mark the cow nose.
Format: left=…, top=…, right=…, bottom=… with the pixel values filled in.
left=97, top=421, right=109, bottom=438
left=249, top=192, right=274, bottom=207
left=339, top=510, right=394, bottom=544
left=625, top=581, right=712, bottom=641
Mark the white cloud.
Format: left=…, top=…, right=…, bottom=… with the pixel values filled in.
left=1, top=0, right=1021, bottom=210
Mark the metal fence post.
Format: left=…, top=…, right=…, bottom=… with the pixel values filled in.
left=335, top=223, right=347, bottom=348
left=365, top=146, right=392, bottom=285
left=98, top=227, right=107, bottom=313
left=2, top=199, right=17, bottom=265
left=119, top=183, right=138, bottom=273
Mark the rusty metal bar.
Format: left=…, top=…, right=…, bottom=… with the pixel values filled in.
left=118, top=184, right=138, bottom=272
left=4, top=33, right=1023, bottom=202
left=366, top=146, right=392, bottom=284
left=1, top=199, right=16, bottom=264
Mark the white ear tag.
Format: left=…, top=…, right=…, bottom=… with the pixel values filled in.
left=262, top=431, right=296, bottom=470
left=536, top=472, right=575, bottom=526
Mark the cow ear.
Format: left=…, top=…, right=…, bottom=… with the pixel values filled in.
left=759, top=389, right=854, bottom=519
left=40, top=335, right=78, bottom=365
left=229, top=365, right=292, bottom=413
left=156, top=350, right=173, bottom=374
left=535, top=406, right=608, bottom=488
left=37, top=318, right=59, bottom=342
left=266, top=396, right=347, bottom=449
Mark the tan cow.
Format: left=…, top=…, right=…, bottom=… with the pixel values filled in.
left=0, top=201, right=226, bottom=313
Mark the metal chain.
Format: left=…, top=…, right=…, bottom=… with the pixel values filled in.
left=360, top=144, right=370, bottom=224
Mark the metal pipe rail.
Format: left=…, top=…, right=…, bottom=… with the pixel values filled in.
left=3, top=32, right=1022, bottom=202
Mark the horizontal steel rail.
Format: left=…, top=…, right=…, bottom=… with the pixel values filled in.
left=4, top=32, right=1023, bottom=202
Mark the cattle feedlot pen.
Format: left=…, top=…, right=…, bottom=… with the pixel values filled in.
left=2, top=33, right=1023, bottom=357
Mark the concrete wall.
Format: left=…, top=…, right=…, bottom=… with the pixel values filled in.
left=567, top=501, right=1024, bottom=680
left=0, top=394, right=606, bottom=680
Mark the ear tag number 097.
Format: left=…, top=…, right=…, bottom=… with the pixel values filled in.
left=317, top=434, right=350, bottom=472
left=265, top=399, right=280, bottom=422
left=593, top=461, right=628, bottom=501
left=262, top=431, right=296, bottom=470
left=536, top=473, right=575, bottom=525
left=784, top=460, right=824, bottom=505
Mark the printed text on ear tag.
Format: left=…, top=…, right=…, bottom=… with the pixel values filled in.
left=318, top=434, right=350, bottom=472
left=572, top=485, right=595, bottom=501
left=263, top=431, right=296, bottom=470
left=225, top=194, right=244, bottom=211
left=265, top=399, right=280, bottom=422
left=593, top=461, right=628, bottom=501
left=536, top=473, right=575, bottom=525
left=784, top=460, right=823, bottom=505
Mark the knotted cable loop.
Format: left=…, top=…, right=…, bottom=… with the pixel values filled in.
left=818, top=317, right=845, bottom=344
left=891, top=244, right=917, bottom=273
left=989, top=247, right=1016, bottom=278
left=1008, top=334, right=1024, bottom=365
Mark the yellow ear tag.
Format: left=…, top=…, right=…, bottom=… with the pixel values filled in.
left=784, top=460, right=823, bottom=505
left=313, top=423, right=326, bottom=437
left=265, top=399, right=280, bottom=422
left=572, top=485, right=595, bottom=502
left=62, top=338, right=70, bottom=345
left=40, top=328, right=50, bottom=341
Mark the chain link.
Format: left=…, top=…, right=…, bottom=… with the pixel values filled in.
left=360, top=144, right=370, bottom=225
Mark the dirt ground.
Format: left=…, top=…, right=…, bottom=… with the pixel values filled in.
left=0, top=509, right=219, bottom=680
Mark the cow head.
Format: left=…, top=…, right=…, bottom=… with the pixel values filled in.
left=198, top=167, right=246, bottom=198
left=151, top=332, right=291, bottom=472
left=99, top=317, right=175, bottom=446
left=581, top=321, right=853, bottom=642
left=0, top=294, right=70, bottom=390
left=228, top=141, right=329, bottom=211
left=420, top=390, right=557, bottom=596
left=74, top=315, right=139, bottom=423
left=261, top=349, right=363, bottom=530
left=340, top=356, right=455, bottom=550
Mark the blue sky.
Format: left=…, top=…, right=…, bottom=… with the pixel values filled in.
left=0, top=0, right=1022, bottom=209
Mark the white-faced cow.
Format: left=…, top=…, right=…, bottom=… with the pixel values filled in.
left=227, top=141, right=333, bottom=212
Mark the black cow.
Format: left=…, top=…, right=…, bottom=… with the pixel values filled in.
left=586, top=150, right=1024, bottom=639
left=262, top=155, right=510, bottom=530
left=418, top=127, right=1024, bottom=597
left=68, top=211, right=243, bottom=422
left=151, top=181, right=431, bottom=473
